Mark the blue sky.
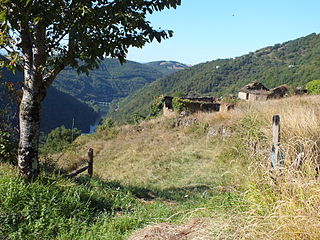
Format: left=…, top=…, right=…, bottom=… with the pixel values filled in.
left=127, top=0, right=320, bottom=65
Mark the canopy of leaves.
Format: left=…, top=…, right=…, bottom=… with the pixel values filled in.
left=0, top=0, right=181, bottom=74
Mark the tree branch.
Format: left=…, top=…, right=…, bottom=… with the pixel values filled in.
left=42, top=56, right=71, bottom=89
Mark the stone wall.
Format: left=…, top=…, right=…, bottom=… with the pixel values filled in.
left=238, top=91, right=249, bottom=100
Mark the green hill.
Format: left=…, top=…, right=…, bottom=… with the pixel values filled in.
left=41, top=87, right=98, bottom=133
left=108, top=33, right=320, bottom=122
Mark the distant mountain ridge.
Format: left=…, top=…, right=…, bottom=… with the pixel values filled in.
left=145, top=61, right=190, bottom=75
left=108, top=33, right=320, bottom=122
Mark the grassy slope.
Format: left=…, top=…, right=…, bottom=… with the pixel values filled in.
left=2, top=95, right=320, bottom=239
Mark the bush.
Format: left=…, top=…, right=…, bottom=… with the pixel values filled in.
left=172, top=97, right=192, bottom=113
left=94, top=118, right=119, bottom=141
left=149, top=95, right=165, bottom=117
left=95, top=118, right=114, bottom=132
left=306, top=79, right=320, bottom=94
left=131, top=112, right=145, bottom=124
left=0, top=130, right=17, bottom=164
left=40, top=126, right=81, bottom=154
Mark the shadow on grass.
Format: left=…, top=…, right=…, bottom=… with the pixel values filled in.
left=75, top=175, right=235, bottom=205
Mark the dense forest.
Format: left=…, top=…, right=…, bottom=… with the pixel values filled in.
left=108, top=33, right=320, bottom=122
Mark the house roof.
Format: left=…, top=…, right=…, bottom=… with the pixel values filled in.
left=271, top=84, right=290, bottom=92
left=239, top=81, right=270, bottom=94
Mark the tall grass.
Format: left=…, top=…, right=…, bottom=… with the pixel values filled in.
left=3, top=95, right=320, bottom=239
left=210, top=95, right=320, bottom=240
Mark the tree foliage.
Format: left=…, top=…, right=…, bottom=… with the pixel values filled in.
left=0, top=72, right=18, bottom=164
left=305, top=80, right=320, bottom=94
left=40, top=126, right=81, bottom=154
left=0, top=0, right=181, bottom=179
left=149, top=95, right=165, bottom=117
left=0, top=130, right=17, bottom=164
left=0, top=0, right=181, bottom=74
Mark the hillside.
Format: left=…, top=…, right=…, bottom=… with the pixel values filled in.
left=0, top=69, right=98, bottom=133
left=108, top=33, right=320, bottom=122
left=54, top=59, right=165, bottom=112
left=2, top=94, right=316, bottom=239
left=41, top=87, right=98, bottom=133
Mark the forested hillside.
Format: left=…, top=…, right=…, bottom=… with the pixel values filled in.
left=53, top=59, right=164, bottom=112
left=0, top=69, right=98, bottom=133
left=108, top=33, right=320, bottom=122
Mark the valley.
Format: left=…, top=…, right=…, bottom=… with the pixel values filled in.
left=2, top=32, right=320, bottom=239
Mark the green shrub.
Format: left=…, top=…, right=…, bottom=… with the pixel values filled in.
left=0, top=130, right=17, bottom=164
left=40, top=126, right=81, bottom=154
left=149, top=95, right=165, bottom=117
left=131, top=112, right=145, bottom=124
left=94, top=118, right=119, bottom=141
left=306, top=79, right=320, bottom=94
left=172, top=97, right=192, bottom=113
left=96, top=118, right=115, bottom=132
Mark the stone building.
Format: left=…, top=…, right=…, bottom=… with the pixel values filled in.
left=238, top=81, right=271, bottom=100
left=238, top=82, right=289, bottom=101
left=269, top=84, right=290, bottom=99
left=163, top=96, right=222, bottom=116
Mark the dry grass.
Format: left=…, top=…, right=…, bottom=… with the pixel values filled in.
left=53, top=94, right=320, bottom=239
left=56, top=115, right=225, bottom=189
left=217, top=95, right=320, bottom=240
left=129, top=218, right=211, bottom=240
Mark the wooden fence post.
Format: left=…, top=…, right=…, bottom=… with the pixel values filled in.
left=87, top=148, right=93, bottom=177
left=271, top=115, right=282, bottom=167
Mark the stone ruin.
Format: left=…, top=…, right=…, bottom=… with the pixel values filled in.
left=163, top=96, right=234, bottom=116
left=238, top=81, right=290, bottom=101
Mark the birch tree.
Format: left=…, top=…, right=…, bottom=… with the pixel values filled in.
left=0, top=0, right=181, bottom=180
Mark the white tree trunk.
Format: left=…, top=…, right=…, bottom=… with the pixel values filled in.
left=17, top=22, right=48, bottom=180
left=18, top=67, right=42, bottom=180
